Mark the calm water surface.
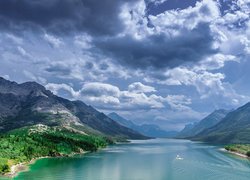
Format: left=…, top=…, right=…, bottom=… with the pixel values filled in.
left=12, top=139, right=250, bottom=179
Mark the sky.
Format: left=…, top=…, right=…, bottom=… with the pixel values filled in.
left=0, top=0, right=250, bottom=131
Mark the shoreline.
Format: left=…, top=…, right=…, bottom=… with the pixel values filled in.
left=2, top=151, right=89, bottom=178
left=3, top=156, right=49, bottom=178
left=220, top=148, right=249, bottom=159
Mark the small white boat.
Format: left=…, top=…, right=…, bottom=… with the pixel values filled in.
left=176, top=155, right=183, bottom=160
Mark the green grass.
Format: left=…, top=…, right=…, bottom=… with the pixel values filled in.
left=0, top=125, right=111, bottom=174
left=225, top=144, right=250, bottom=157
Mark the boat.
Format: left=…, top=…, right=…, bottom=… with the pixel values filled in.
left=176, top=155, right=184, bottom=160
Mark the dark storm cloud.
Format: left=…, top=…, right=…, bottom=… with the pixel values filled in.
left=95, top=23, right=218, bottom=70
left=0, top=0, right=218, bottom=71
left=0, top=0, right=138, bottom=35
left=146, top=0, right=200, bottom=16
left=45, top=63, right=72, bottom=76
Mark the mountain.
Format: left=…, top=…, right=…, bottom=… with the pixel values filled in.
left=192, top=103, right=250, bottom=144
left=108, top=112, right=177, bottom=138
left=177, top=109, right=229, bottom=138
left=108, top=112, right=135, bottom=128
left=135, top=124, right=177, bottom=138
left=176, top=122, right=198, bottom=138
left=0, top=77, right=147, bottom=140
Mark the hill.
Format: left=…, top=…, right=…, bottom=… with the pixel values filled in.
left=0, top=124, right=110, bottom=174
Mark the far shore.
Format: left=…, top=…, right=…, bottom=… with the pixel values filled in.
left=220, top=148, right=249, bottom=159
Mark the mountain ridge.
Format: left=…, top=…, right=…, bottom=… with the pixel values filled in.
left=177, top=109, right=229, bottom=138
left=192, top=102, right=250, bottom=143
left=0, top=77, right=147, bottom=140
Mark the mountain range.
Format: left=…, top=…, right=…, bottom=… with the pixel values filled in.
left=108, top=112, right=177, bottom=138
left=192, top=103, right=250, bottom=143
left=177, top=104, right=250, bottom=144
left=2, top=77, right=250, bottom=144
left=0, top=77, right=147, bottom=140
left=177, top=109, right=229, bottom=138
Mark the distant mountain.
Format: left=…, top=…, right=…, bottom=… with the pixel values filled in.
left=192, top=103, right=250, bottom=144
left=136, top=124, right=178, bottom=138
left=177, top=109, right=229, bottom=138
left=108, top=112, right=135, bottom=128
left=176, top=122, right=198, bottom=138
left=0, top=77, right=147, bottom=140
left=108, top=112, right=177, bottom=138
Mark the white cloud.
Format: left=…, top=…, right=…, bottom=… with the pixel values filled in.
left=45, top=83, right=78, bottom=97
left=74, top=34, right=92, bottom=49
left=81, top=82, right=120, bottom=97
left=149, top=0, right=220, bottom=33
left=165, top=95, right=192, bottom=111
left=197, top=54, right=237, bottom=70
left=6, top=34, right=23, bottom=44
left=45, top=81, right=192, bottom=112
left=17, top=46, right=32, bottom=59
left=237, top=0, right=250, bottom=12
left=147, top=0, right=169, bottom=6
left=23, top=70, right=47, bottom=84
left=163, top=65, right=248, bottom=106
left=44, top=33, right=63, bottom=48
left=128, top=82, right=156, bottom=93
left=80, top=82, right=163, bottom=110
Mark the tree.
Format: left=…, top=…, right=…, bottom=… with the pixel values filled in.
left=246, top=151, right=250, bottom=157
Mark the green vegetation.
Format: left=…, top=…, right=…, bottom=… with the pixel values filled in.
left=225, top=144, right=250, bottom=157
left=0, top=125, right=111, bottom=174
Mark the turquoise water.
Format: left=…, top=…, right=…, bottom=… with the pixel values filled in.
left=13, top=139, right=250, bottom=179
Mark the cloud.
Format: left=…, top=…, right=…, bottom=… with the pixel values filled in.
left=162, top=65, right=249, bottom=106
left=80, top=82, right=120, bottom=97
left=45, top=81, right=192, bottom=112
left=45, top=83, right=79, bottom=98
left=197, top=53, right=237, bottom=70
left=165, top=95, right=192, bottom=111
left=17, top=46, right=32, bottom=58
left=44, top=33, right=63, bottom=48
left=96, top=23, right=217, bottom=70
left=6, top=33, right=23, bottom=44
left=128, top=82, right=156, bottom=93
left=23, top=70, right=47, bottom=84
left=44, top=62, right=73, bottom=77
left=0, top=0, right=221, bottom=71
left=146, top=0, right=199, bottom=15
left=79, top=82, right=163, bottom=110
left=0, top=0, right=140, bottom=36
left=149, top=0, right=220, bottom=29
left=1, top=0, right=250, bottom=130
left=74, top=33, right=92, bottom=49
left=43, top=56, right=132, bottom=81
left=94, top=0, right=220, bottom=70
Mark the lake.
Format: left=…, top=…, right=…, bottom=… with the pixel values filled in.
left=14, top=139, right=250, bottom=180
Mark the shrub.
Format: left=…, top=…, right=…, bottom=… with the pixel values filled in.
left=246, top=151, right=250, bottom=157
